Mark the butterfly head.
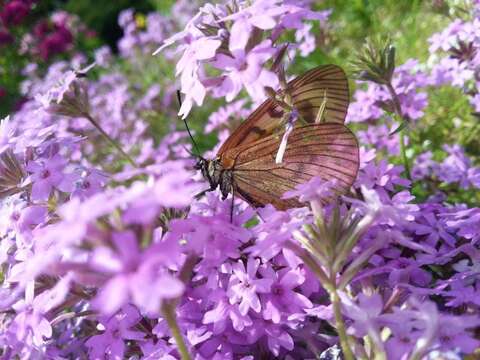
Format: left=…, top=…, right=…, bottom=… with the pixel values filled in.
left=194, top=157, right=225, bottom=192
left=194, top=157, right=208, bottom=172
left=194, top=157, right=211, bottom=183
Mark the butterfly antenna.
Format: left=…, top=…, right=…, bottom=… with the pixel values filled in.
left=176, top=90, right=201, bottom=156
left=181, top=144, right=195, bottom=157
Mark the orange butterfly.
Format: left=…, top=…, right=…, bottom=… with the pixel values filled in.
left=193, top=65, right=359, bottom=212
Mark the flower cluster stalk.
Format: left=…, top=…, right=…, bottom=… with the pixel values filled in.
left=286, top=187, right=387, bottom=360
left=352, top=38, right=412, bottom=181
left=385, top=83, right=412, bottom=180
left=160, top=254, right=198, bottom=360
left=82, top=112, right=137, bottom=168
left=161, top=302, right=192, bottom=360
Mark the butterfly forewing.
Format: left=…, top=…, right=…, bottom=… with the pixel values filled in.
left=217, top=65, right=349, bottom=155
left=221, top=123, right=359, bottom=210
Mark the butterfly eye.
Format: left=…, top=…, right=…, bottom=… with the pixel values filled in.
left=194, top=159, right=204, bottom=170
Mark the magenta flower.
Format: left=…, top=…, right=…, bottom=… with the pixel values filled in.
left=0, top=29, right=13, bottom=46
left=0, top=0, right=31, bottom=26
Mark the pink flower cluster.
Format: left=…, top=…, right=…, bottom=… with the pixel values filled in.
left=154, top=1, right=330, bottom=118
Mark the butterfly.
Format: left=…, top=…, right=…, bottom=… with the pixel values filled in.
left=192, top=65, right=359, bottom=213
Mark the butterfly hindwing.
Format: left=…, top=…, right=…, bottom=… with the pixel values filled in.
left=221, top=123, right=359, bottom=210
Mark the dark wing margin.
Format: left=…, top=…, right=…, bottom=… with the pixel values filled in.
left=217, top=65, right=349, bottom=156
left=228, top=123, right=359, bottom=210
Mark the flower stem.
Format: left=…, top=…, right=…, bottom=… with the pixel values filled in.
left=82, top=112, right=137, bottom=168
left=399, top=129, right=411, bottom=180
left=161, top=302, right=192, bottom=360
left=385, top=83, right=412, bottom=181
left=330, top=287, right=355, bottom=360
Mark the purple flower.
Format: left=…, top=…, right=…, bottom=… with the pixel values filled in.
left=346, top=86, right=385, bottom=122
left=263, top=322, right=294, bottom=356
left=0, top=116, right=16, bottom=153
left=16, top=205, right=48, bottom=239
left=69, top=168, right=108, bottom=199
left=213, top=39, right=278, bottom=102
left=437, top=144, right=479, bottom=189
left=227, top=259, right=273, bottom=315
left=197, top=333, right=235, bottom=360
left=7, top=275, right=71, bottom=350
left=434, top=315, right=480, bottom=353
left=443, top=282, right=480, bottom=308
left=25, top=154, right=68, bottom=201
left=203, top=294, right=253, bottom=333
left=410, top=205, right=456, bottom=248
left=260, top=267, right=312, bottom=324
left=342, top=292, right=384, bottom=338
left=357, top=159, right=410, bottom=192
left=357, top=124, right=401, bottom=155
left=91, top=230, right=185, bottom=315
left=445, top=208, right=480, bottom=243
left=206, top=99, right=250, bottom=133
left=94, top=46, right=112, bottom=68
left=283, top=176, right=337, bottom=203
left=85, top=305, right=145, bottom=359
left=295, top=23, right=315, bottom=56
left=379, top=311, right=421, bottom=360
left=176, top=36, right=222, bottom=117
left=386, top=257, right=432, bottom=287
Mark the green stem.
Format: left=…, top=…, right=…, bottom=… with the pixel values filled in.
left=400, top=129, right=412, bottom=180
left=385, top=83, right=412, bottom=181
left=82, top=113, right=137, bottom=168
left=331, top=289, right=355, bottom=360
left=161, top=302, right=192, bottom=360
left=159, top=255, right=198, bottom=360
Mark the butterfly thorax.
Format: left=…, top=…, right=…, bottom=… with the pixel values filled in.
left=195, top=157, right=233, bottom=200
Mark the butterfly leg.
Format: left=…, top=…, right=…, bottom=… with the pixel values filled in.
left=194, top=188, right=212, bottom=200
left=230, top=184, right=236, bottom=223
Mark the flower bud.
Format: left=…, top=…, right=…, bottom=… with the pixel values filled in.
left=352, top=38, right=396, bottom=85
